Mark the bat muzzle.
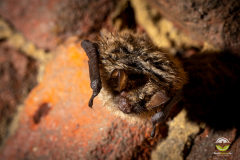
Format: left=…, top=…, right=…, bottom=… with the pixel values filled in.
left=118, top=91, right=133, bottom=114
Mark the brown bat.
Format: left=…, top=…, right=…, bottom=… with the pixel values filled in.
left=81, top=31, right=187, bottom=137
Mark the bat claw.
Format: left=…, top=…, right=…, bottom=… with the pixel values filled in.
left=88, top=93, right=96, bottom=108
left=150, top=125, right=156, bottom=138
left=88, top=102, right=93, bottom=108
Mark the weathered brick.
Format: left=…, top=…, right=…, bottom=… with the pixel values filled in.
left=0, top=41, right=37, bottom=145
left=0, top=0, right=65, bottom=50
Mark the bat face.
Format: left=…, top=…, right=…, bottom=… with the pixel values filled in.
left=81, top=30, right=187, bottom=137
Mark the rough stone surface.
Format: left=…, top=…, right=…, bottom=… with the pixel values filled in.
left=130, top=0, right=218, bottom=54
left=55, top=0, right=118, bottom=40
left=151, top=109, right=200, bottom=160
left=0, top=0, right=65, bottom=50
left=0, top=41, right=38, bottom=145
left=227, top=135, right=240, bottom=160
left=147, top=0, right=240, bottom=55
left=187, top=127, right=238, bottom=160
left=0, top=18, right=12, bottom=39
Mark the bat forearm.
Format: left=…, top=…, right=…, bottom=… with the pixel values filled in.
left=151, top=89, right=183, bottom=137
left=161, top=89, right=183, bottom=117
left=81, top=40, right=101, bottom=82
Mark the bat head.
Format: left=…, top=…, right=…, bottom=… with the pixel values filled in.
left=95, top=31, right=187, bottom=122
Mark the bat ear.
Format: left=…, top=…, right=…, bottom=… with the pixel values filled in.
left=111, top=69, right=128, bottom=92
left=146, top=91, right=170, bottom=109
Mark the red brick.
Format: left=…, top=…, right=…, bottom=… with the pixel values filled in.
left=0, top=41, right=37, bottom=144
left=0, top=0, right=65, bottom=50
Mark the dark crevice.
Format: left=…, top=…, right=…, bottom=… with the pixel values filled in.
left=112, top=1, right=137, bottom=30
left=33, top=103, right=51, bottom=124
left=229, top=126, right=240, bottom=148
left=182, top=126, right=205, bottom=159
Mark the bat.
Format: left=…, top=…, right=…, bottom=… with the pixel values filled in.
left=81, top=31, right=187, bottom=137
